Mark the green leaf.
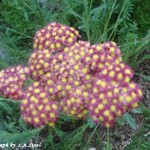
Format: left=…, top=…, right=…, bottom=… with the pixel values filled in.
left=123, top=113, right=137, bottom=130
left=135, top=74, right=150, bottom=81
left=0, top=100, right=13, bottom=115
left=116, top=116, right=125, bottom=126
left=55, top=124, right=88, bottom=150
left=140, top=103, right=150, bottom=118
left=137, top=54, right=150, bottom=65
left=2, top=121, right=19, bottom=133
left=142, top=107, right=150, bottom=118
left=0, top=127, right=43, bottom=144
left=19, top=117, right=28, bottom=131
left=59, top=111, right=76, bottom=122
left=132, top=108, right=142, bottom=114
left=0, top=122, right=5, bottom=130
left=87, top=117, right=96, bottom=128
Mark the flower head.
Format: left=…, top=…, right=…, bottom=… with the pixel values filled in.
left=21, top=82, right=59, bottom=127
left=89, top=65, right=142, bottom=127
left=82, top=41, right=122, bottom=73
left=33, top=22, right=81, bottom=52
left=0, top=65, right=30, bottom=100
left=0, top=22, right=143, bottom=128
left=28, top=49, right=54, bottom=80
left=61, top=86, right=91, bottom=119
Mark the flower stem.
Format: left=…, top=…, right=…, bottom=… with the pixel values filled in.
left=107, top=127, right=110, bottom=150
left=84, top=124, right=98, bottom=149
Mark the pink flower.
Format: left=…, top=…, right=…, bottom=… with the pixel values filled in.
left=1, top=22, right=143, bottom=128
left=33, top=22, right=81, bottom=52
left=21, top=82, right=59, bottom=127
left=0, top=65, right=30, bottom=100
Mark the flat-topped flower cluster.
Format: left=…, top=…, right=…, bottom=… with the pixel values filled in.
left=0, top=22, right=143, bottom=128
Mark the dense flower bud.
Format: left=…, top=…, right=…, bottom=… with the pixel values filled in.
left=61, top=86, right=90, bottom=119
left=83, top=41, right=122, bottom=73
left=21, top=82, right=59, bottom=127
left=33, top=22, right=81, bottom=52
left=90, top=73, right=143, bottom=127
left=64, top=41, right=90, bottom=64
left=96, top=63, right=134, bottom=84
left=0, top=66, right=30, bottom=100
left=28, top=49, right=53, bottom=80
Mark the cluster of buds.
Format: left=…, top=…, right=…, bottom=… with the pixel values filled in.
left=0, top=22, right=143, bottom=128
left=0, top=65, right=30, bottom=100
left=21, top=82, right=59, bottom=127
left=33, top=22, right=80, bottom=52
left=90, top=63, right=142, bottom=127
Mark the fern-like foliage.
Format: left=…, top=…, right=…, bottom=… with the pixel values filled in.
left=0, top=100, right=14, bottom=115
left=123, top=113, right=137, bottom=130
left=55, top=124, right=88, bottom=150
left=0, top=127, right=42, bottom=144
left=0, top=96, right=43, bottom=146
left=120, top=30, right=150, bottom=69
left=59, top=0, right=140, bottom=44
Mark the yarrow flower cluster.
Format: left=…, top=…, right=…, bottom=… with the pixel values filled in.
left=21, top=82, right=59, bottom=127
left=33, top=22, right=80, bottom=52
left=0, top=66, right=30, bottom=100
left=0, top=22, right=143, bottom=128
